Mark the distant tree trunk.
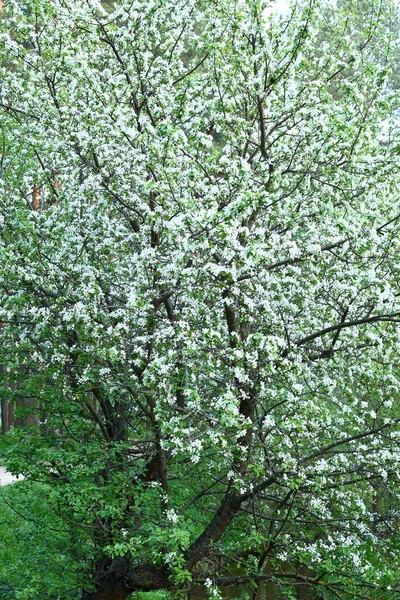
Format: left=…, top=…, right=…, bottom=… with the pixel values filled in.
left=0, top=364, right=12, bottom=433
left=7, top=399, right=14, bottom=430
left=14, top=396, right=39, bottom=427
left=1, top=396, right=8, bottom=434
left=13, top=367, right=39, bottom=428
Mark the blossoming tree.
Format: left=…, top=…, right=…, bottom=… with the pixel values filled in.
left=0, top=0, right=400, bottom=598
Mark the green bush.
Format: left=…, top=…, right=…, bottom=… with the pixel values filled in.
left=0, top=480, right=88, bottom=599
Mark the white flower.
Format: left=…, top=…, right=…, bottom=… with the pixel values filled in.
left=166, top=509, right=179, bottom=524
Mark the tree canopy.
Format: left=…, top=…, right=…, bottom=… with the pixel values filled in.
left=0, top=0, right=400, bottom=598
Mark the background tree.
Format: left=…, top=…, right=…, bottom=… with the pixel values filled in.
left=0, top=0, right=400, bottom=599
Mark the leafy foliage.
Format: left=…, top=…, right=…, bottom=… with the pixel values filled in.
left=0, top=480, right=89, bottom=599
left=0, top=0, right=399, bottom=598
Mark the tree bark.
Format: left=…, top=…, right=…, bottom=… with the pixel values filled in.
left=81, top=562, right=172, bottom=600
left=0, top=364, right=9, bottom=434
left=84, top=589, right=131, bottom=600
left=1, top=397, right=8, bottom=434
left=84, top=589, right=132, bottom=600
left=185, top=494, right=242, bottom=570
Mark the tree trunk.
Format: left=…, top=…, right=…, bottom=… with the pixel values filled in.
left=0, top=364, right=9, bottom=434
left=14, top=395, right=39, bottom=427
left=81, top=560, right=171, bottom=600
left=7, top=400, right=14, bottom=430
left=14, top=368, right=39, bottom=428
left=188, top=584, right=207, bottom=599
left=1, top=397, right=8, bottom=434
left=83, top=589, right=131, bottom=600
